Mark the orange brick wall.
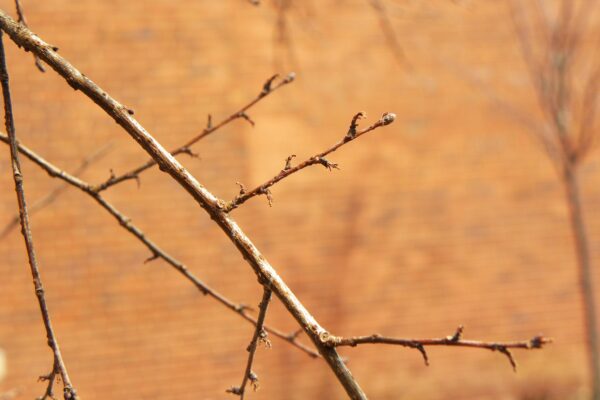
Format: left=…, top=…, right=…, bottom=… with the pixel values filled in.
left=0, top=1, right=599, bottom=399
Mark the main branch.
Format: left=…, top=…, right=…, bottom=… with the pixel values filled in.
left=0, top=131, right=319, bottom=359
left=0, top=12, right=368, bottom=398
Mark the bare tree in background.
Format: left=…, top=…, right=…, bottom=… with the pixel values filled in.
left=509, top=1, right=600, bottom=398
left=0, top=3, right=552, bottom=399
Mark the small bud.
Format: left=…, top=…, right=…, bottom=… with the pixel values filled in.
left=284, top=72, right=296, bottom=83
left=381, top=112, right=396, bottom=125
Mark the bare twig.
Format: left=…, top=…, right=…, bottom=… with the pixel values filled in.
left=0, top=12, right=550, bottom=398
left=227, top=288, right=273, bottom=398
left=0, top=13, right=366, bottom=395
left=322, top=325, right=551, bottom=372
left=13, top=0, right=44, bottom=72
left=92, top=72, right=295, bottom=192
left=0, top=31, right=76, bottom=400
left=37, top=361, right=58, bottom=400
left=224, top=112, right=396, bottom=211
left=0, top=142, right=112, bottom=238
left=0, top=131, right=320, bottom=359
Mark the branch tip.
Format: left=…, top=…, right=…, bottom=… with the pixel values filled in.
left=380, top=112, right=396, bottom=126
left=283, top=154, right=296, bottom=170
left=283, top=71, right=296, bottom=84
left=529, top=335, right=552, bottom=348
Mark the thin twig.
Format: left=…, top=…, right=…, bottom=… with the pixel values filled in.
left=13, top=0, right=44, bottom=72
left=0, top=31, right=76, bottom=400
left=227, top=288, right=273, bottom=398
left=0, top=131, right=320, bottom=359
left=36, top=360, right=58, bottom=400
left=0, top=13, right=551, bottom=398
left=92, top=72, right=295, bottom=192
left=0, top=13, right=365, bottom=395
left=224, top=112, right=396, bottom=211
left=322, top=326, right=551, bottom=372
left=1, top=142, right=112, bottom=238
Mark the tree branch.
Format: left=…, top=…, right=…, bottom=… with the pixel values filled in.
left=227, top=288, right=273, bottom=398
left=224, top=111, right=396, bottom=211
left=13, top=0, right=44, bottom=72
left=321, top=325, right=551, bottom=372
left=0, top=11, right=551, bottom=398
left=92, top=72, right=295, bottom=192
left=0, top=131, right=320, bottom=359
left=0, top=13, right=369, bottom=398
left=0, top=30, right=76, bottom=400
left=0, top=142, right=112, bottom=238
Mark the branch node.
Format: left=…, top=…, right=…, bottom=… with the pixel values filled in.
left=413, top=343, right=429, bottom=366
left=495, top=345, right=517, bottom=372
left=258, top=187, right=273, bottom=207
left=258, top=328, right=271, bottom=349
left=179, top=147, right=199, bottom=158
left=283, top=154, right=296, bottom=171
left=235, top=304, right=252, bottom=313
left=261, top=74, right=279, bottom=97
left=248, top=370, right=260, bottom=391
left=317, top=157, right=339, bottom=171
left=237, top=111, right=255, bottom=127
left=447, top=325, right=464, bottom=342
left=345, top=111, right=366, bottom=140
left=144, top=253, right=159, bottom=264
left=226, top=386, right=242, bottom=396
left=236, top=181, right=246, bottom=195
left=288, top=328, right=303, bottom=340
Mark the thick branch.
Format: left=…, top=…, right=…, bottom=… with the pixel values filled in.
left=92, top=72, right=295, bottom=192
left=0, top=131, right=320, bottom=359
left=227, top=288, right=273, bottom=398
left=0, top=31, right=76, bottom=400
left=225, top=111, right=396, bottom=211
left=0, top=13, right=368, bottom=398
left=323, top=326, right=551, bottom=371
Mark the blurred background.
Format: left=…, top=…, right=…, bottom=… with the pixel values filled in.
left=0, top=0, right=599, bottom=399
